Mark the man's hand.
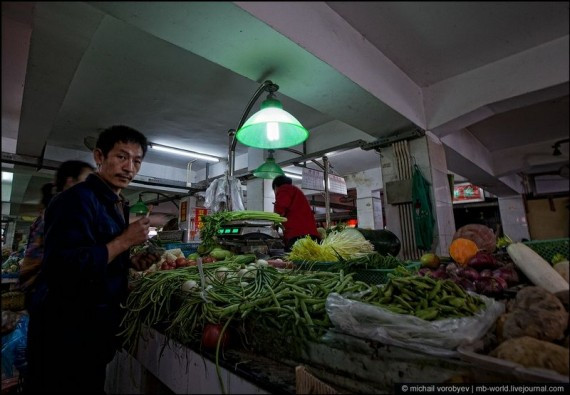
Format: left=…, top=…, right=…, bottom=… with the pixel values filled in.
left=123, top=217, right=152, bottom=247
left=107, top=217, right=152, bottom=264
left=131, top=251, right=161, bottom=272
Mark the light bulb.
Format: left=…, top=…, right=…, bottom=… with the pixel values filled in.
left=266, top=122, right=280, bottom=141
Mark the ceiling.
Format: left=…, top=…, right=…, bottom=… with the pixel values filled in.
left=2, top=1, right=569, bottom=225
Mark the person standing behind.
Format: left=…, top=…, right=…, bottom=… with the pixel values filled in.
left=272, top=175, right=320, bottom=251
left=19, top=160, right=95, bottom=297
left=25, top=125, right=160, bottom=393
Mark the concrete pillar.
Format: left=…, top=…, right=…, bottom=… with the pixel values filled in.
left=346, top=167, right=384, bottom=230
left=424, top=132, right=456, bottom=256
left=379, top=132, right=455, bottom=257
left=498, top=196, right=530, bottom=242
left=245, top=148, right=266, bottom=211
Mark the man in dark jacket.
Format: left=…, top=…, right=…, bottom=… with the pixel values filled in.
left=272, top=175, right=320, bottom=250
left=25, top=125, right=159, bottom=393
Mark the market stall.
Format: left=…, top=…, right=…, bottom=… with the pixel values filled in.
left=121, top=214, right=569, bottom=393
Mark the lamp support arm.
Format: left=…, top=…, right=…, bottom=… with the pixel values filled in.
left=280, top=147, right=326, bottom=172
left=228, top=80, right=277, bottom=176
left=140, top=191, right=180, bottom=209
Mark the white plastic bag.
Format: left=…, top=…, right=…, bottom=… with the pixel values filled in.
left=229, top=177, right=245, bottom=211
left=325, top=291, right=505, bottom=357
left=204, top=179, right=219, bottom=211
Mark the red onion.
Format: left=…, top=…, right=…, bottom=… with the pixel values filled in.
left=446, top=263, right=463, bottom=279
left=461, top=267, right=481, bottom=282
left=428, top=267, right=448, bottom=279
left=455, top=277, right=477, bottom=292
left=480, top=269, right=493, bottom=278
left=491, top=274, right=508, bottom=290
left=475, top=277, right=507, bottom=295
left=492, top=265, right=519, bottom=286
left=467, top=251, right=500, bottom=270
left=417, top=267, right=432, bottom=277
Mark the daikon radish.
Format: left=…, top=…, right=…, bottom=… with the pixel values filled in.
left=507, top=243, right=569, bottom=294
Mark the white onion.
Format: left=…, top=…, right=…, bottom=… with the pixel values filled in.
left=181, top=280, right=197, bottom=292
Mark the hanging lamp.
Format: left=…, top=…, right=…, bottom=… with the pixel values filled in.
left=129, top=195, right=149, bottom=215
left=253, top=150, right=285, bottom=179
left=234, top=82, right=309, bottom=150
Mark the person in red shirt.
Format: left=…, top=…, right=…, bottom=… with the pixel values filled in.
left=272, top=175, right=321, bottom=250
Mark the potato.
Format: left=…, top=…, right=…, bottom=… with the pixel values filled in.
left=498, top=286, right=568, bottom=342
left=490, top=336, right=569, bottom=376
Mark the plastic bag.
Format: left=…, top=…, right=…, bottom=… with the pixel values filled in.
left=325, top=291, right=505, bottom=357
left=204, top=179, right=220, bottom=211
left=1, top=314, right=29, bottom=379
left=214, top=177, right=229, bottom=212
left=228, top=177, right=245, bottom=212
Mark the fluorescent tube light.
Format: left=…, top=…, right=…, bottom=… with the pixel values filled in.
left=2, top=172, right=13, bottom=182
left=150, top=143, right=220, bottom=163
left=129, top=182, right=190, bottom=194
left=284, top=172, right=302, bottom=180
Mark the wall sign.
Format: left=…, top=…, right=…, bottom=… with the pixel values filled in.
left=453, top=183, right=485, bottom=204
left=301, top=168, right=348, bottom=195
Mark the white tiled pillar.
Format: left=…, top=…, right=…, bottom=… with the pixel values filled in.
left=263, top=179, right=275, bottom=212
left=245, top=148, right=265, bottom=211
left=425, top=132, right=456, bottom=256
left=498, top=195, right=530, bottom=242
left=346, top=168, right=384, bottom=230
left=379, top=132, right=455, bottom=256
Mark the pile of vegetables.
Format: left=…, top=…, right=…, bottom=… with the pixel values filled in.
left=120, top=257, right=371, bottom=355
left=295, top=252, right=409, bottom=274
left=487, top=286, right=569, bottom=377
left=507, top=242, right=569, bottom=294
left=287, top=228, right=374, bottom=262
left=419, top=251, right=519, bottom=296
left=199, top=210, right=286, bottom=253
left=1, top=255, right=21, bottom=276
left=358, top=269, right=486, bottom=320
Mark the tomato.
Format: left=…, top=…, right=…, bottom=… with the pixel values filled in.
left=175, top=257, right=187, bottom=267
left=187, top=260, right=197, bottom=266
left=202, top=256, right=217, bottom=264
left=201, top=323, right=229, bottom=350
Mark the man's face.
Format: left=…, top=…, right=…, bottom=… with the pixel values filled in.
left=95, top=142, right=143, bottom=194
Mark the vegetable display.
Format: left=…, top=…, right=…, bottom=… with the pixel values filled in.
left=119, top=257, right=371, bottom=356
left=358, top=270, right=486, bottom=321
left=199, top=210, right=286, bottom=253
left=507, top=242, right=569, bottom=294
left=453, top=224, right=497, bottom=253
left=287, top=228, right=374, bottom=262
left=448, top=238, right=479, bottom=266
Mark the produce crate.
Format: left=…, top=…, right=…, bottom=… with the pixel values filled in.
left=523, top=238, right=569, bottom=264
left=160, top=242, right=200, bottom=257
left=352, top=262, right=421, bottom=284
left=296, top=366, right=339, bottom=394
left=291, top=261, right=421, bottom=285
left=157, top=230, right=184, bottom=242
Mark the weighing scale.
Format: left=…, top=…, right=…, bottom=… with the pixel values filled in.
left=216, top=219, right=285, bottom=256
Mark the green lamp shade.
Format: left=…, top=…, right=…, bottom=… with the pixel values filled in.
left=130, top=198, right=149, bottom=215
left=235, top=98, right=309, bottom=149
left=253, top=157, right=285, bottom=179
